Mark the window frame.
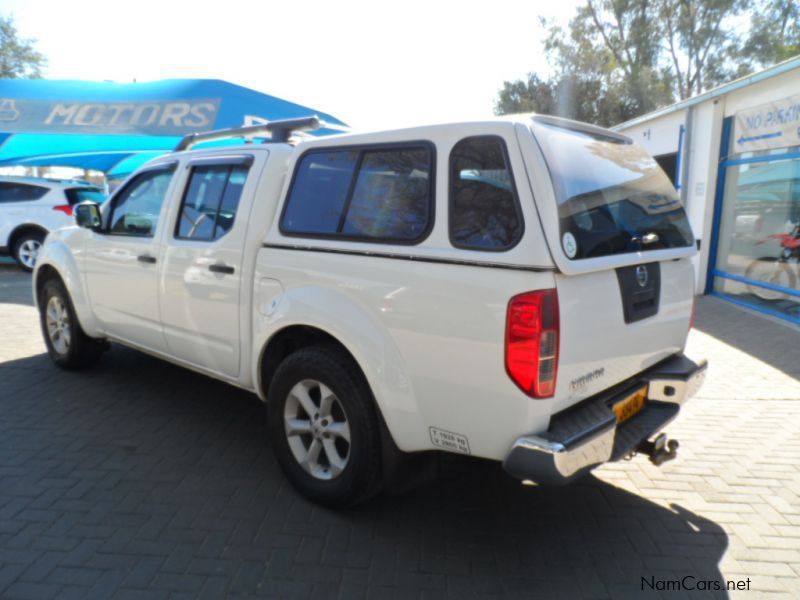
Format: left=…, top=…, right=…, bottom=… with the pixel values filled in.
left=448, top=135, right=525, bottom=253
left=173, top=155, right=254, bottom=242
left=104, top=162, right=177, bottom=237
left=278, top=140, right=437, bottom=246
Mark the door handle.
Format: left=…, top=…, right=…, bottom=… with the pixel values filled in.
left=208, top=263, right=235, bottom=275
left=137, top=254, right=157, bottom=264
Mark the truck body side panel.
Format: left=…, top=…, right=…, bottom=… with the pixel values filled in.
left=253, top=246, right=557, bottom=460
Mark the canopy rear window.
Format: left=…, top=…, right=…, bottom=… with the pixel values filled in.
left=531, top=120, right=693, bottom=260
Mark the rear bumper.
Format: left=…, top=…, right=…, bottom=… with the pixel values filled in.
left=503, top=353, right=707, bottom=484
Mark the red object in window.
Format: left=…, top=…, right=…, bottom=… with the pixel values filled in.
left=505, top=289, right=560, bottom=398
left=53, top=204, right=73, bottom=216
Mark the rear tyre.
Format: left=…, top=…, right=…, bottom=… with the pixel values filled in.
left=13, top=230, right=46, bottom=272
left=38, top=278, right=105, bottom=369
left=267, top=345, right=383, bottom=508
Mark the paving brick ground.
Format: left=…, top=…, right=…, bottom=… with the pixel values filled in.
left=1, top=262, right=799, bottom=599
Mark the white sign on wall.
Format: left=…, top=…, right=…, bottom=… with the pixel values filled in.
left=733, top=94, right=800, bottom=154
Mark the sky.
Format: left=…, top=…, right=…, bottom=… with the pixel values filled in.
left=3, top=0, right=583, bottom=131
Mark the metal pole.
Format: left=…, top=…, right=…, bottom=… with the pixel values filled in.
left=679, top=106, right=693, bottom=206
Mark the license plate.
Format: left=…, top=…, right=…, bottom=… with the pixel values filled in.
left=612, top=386, right=647, bottom=424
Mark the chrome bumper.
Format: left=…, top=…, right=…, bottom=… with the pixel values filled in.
left=503, top=354, right=707, bottom=485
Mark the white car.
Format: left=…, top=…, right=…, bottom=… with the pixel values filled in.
left=33, top=116, right=706, bottom=507
left=0, top=176, right=106, bottom=271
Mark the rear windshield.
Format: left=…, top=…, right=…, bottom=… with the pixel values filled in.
left=65, top=187, right=106, bottom=205
left=531, top=120, right=693, bottom=260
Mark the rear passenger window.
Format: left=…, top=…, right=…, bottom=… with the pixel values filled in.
left=176, top=164, right=249, bottom=241
left=450, top=136, right=523, bottom=250
left=0, top=182, right=48, bottom=202
left=281, top=145, right=433, bottom=243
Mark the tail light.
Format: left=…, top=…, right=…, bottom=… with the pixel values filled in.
left=505, top=289, right=560, bottom=398
left=690, top=294, right=697, bottom=330
left=53, top=204, right=73, bottom=216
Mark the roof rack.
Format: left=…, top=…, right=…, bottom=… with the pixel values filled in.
left=176, top=115, right=322, bottom=152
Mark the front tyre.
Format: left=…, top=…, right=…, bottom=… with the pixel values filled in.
left=267, top=345, right=383, bottom=508
left=38, top=278, right=105, bottom=369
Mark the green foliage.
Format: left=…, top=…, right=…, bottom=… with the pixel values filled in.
left=496, top=74, right=556, bottom=116
left=660, top=0, right=752, bottom=99
left=496, top=0, right=800, bottom=127
left=0, top=15, right=46, bottom=79
left=741, top=0, right=800, bottom=66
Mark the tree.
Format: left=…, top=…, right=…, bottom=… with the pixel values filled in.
left=659, top=0, right=751, bottom=99
left=495, top=71, right=635, bottom=127
left=0, top=15, right=46, bottom=79
left=496, top=0, right=755, bottom=126
left=495, top=73, right=556, bottom=117
left=742, top=0, right=800, bottom=67
left=579, top=0, right=672, bottom=110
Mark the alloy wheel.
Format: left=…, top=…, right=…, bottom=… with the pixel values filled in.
left=45, top=295, right=71, bottom=355
left=283, top=379, right=351, bottom=480
left=18, top=239, right=41, bottom=269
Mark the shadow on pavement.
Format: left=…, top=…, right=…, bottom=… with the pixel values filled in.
left=0, top=263, right=34, bottom=307
left=0, top=346, right=730, bottom=599
left=693, top=295, right=799, bottom=379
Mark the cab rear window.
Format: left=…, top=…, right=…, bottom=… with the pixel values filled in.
left=531, top=120, right=693, bottom=260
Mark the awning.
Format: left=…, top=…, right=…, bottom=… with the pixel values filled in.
left=0, top=78, right=346, bottom=177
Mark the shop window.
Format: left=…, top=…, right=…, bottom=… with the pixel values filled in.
left=712, top=154, right=800, bottom=323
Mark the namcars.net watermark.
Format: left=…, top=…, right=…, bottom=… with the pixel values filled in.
left=642, top=575, right=752, bottom=592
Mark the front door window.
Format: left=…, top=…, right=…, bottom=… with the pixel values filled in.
left=108, top=168, right=175, bottom=236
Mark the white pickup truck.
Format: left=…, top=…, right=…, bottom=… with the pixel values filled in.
left=33, top=115, right=706, bottom=507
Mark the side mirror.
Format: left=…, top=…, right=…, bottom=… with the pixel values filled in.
left=74, top=202, right=102, bottom=230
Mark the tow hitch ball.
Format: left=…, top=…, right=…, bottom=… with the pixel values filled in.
left=637, top=433, right=679, bottom=466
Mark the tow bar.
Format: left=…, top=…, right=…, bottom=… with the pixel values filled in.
left=636, top=433, right=679, bottom=466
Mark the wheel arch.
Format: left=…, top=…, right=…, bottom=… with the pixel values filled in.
left=33, top=241, right=103, bottom=336
left=258, top=325, right=359, bottom=402
left=34, top=263, right=64, bottom=304
left=8, top=223, right=49, bottom=251
left=255, top=320, right=422, bottom=453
